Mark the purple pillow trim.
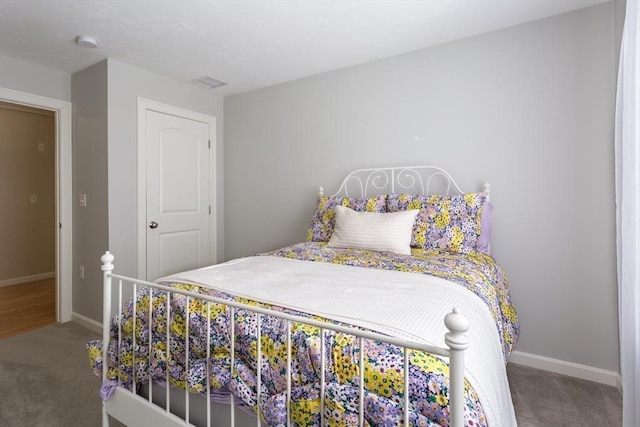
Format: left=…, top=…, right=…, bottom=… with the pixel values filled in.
left=477, top=201, right=493, bottom=254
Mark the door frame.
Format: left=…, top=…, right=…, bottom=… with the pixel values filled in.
left=0, top=87, right=73, bottom=323
left=137, top=98, right=217, bottom=280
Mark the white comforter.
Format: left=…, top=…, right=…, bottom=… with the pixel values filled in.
left=160, top=255, right=517, bottom=427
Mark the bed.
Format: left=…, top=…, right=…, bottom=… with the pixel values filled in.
left=87, top=165, right=519, bottom=427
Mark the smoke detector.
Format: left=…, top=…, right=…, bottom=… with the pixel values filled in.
left=76, top=35, right=98, bottom=48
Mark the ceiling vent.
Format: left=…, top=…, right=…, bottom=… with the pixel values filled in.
left=191, top=75, right=227, bottom=89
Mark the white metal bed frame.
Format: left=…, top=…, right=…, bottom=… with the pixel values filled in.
left=100, top=165, right=486, bottom=427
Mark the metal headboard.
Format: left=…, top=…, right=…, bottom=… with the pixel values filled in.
left=321, top=166, right=490, bottom=200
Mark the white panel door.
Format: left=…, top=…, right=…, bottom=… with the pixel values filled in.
left=146, top=110, right=210, bottom=280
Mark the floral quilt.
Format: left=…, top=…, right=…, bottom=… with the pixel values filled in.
left=263, top=243, right=518, bottom=360
left=87, top=243, right=518, bottom=427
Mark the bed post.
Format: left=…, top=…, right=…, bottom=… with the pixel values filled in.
left=445, top=308, right=470, bottom=427
left=101, top=251, right=115, bottom=427
left=483, top=182, right=491, bottom=201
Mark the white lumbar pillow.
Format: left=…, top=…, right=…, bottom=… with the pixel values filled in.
left=327, top=205, right=419, bottom=255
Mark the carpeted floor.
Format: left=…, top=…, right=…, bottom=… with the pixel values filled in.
left=0, top=321, right=104, bottom=426
left=507, top=363, right=622, bottom=426
left=0, top=322, right=623, bottom=426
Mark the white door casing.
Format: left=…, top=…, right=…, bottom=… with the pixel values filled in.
left=0, top=87, right=73, bottom=323
left=137, top=99, right=216, bottom=281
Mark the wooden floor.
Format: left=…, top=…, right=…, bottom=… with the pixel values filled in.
left=0, top=278, right=56, bottom=339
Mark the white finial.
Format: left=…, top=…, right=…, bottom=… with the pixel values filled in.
left=101, top=251, right=114, bottom=271
left=318, top=186, right=324, bottom=196
left=445, top=307, right=470, bottom=333
left=444, top=308, right=470, bottom=352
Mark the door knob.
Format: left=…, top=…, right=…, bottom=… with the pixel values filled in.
left=149, top=221, right=159, bottom=229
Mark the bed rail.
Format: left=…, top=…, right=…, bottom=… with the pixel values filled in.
left=101, top=251, right=469, bottom=427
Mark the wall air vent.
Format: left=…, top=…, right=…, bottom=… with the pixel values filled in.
left=191, top=75, right=227, bottom=89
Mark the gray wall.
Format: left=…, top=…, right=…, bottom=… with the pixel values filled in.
left=70, top=59, right=224, bottom=322
left=106, top=59, right=224, bottom=278
left=71, top=60, right=109, bottom=322
left=0, top=55, right=71, bottom=101
left=224, top=3, right=619, bottom=372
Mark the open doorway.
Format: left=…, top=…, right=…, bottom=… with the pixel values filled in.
left=0, top=88, right=72, bottom=326
left=0, top=102, right=56, bottom=338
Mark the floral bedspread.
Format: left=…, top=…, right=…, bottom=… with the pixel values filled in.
left=262, top=243, right=519, bottom=360
left=88, top=243, right=519, bottom=427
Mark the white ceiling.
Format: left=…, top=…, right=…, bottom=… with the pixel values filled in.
left=0, top=0, right=610, bottom=96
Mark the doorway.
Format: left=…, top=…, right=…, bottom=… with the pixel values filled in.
left=0, top=102, right=56, bottom=337
left=0, top=87, right=73, bottom=323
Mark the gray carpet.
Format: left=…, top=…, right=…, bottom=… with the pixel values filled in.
left=0, top=322, right=623, bottom=426
left=0, top=322, right=104, bottom=426
left=507, top=363, right=622, bottom=426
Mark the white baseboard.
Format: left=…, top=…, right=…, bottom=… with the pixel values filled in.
left=509, top=350, right=622, bottom=394
left=0, top=272, right=55, bottom=287
left=71, top=312, right=103, bottom=335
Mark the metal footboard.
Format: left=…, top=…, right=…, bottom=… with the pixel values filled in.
left=100, top=251, right=469, bottom=427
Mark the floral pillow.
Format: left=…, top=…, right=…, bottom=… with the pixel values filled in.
left=307, top=194, right=387, bottom=242
left=386, top=192, right=489, bottom=254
